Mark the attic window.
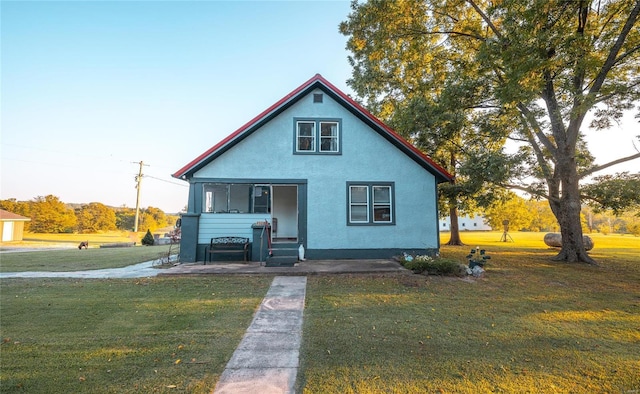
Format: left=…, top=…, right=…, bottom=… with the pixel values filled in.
left=313, top=93, right=323, bottom=103
left=294, top=119, right=341, bottom=154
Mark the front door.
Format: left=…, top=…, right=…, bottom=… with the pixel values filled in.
left=271, top=185, right=298, bottom=241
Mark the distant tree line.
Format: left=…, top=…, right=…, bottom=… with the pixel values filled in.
left=0, top=195, right=178, bottom=234
left=479, top=193, right=640, bottom=236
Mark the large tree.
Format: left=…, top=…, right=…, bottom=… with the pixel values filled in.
left=387, top=80, right=517, bottom=245
left=0, top=199, right=32, bottom=231
left=341, top=0, right=640, bottom=263
left=76, top=202, right=117, bottom=233
left=483, top=192, right=536, bottom=232
left=29, top=195, right=77, bottom=233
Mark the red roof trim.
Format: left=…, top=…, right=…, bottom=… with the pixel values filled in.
left=313, top=75, right=452, bottom=180
left=173, top=74, right=453, bottom=181
left=172, top=74, right=322, bottom=179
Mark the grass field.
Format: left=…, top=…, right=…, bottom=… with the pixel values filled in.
left=0, top=231, right=179, bottom=272
left=0, top=245, right=179, bottom=272
left=12, top=231, right=139, bottom=247
left=1, top=231, right=638, bottom=393
left=299, top=232, right=640, bottom=393
left=2, top=229, right=176, bottom=249
left=0, top=277, right=273, bottom=393
left=439, top=231, right=640, bottom=265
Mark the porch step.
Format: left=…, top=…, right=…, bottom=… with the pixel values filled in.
left=265, top=242, right=299, bottom=267
left=265, top=257, right=297, bottom=267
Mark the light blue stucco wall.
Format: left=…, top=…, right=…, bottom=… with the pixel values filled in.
left=193, top=88, right=439, bottom=251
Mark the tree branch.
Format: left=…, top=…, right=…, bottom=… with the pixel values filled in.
left=542, top=71, right=573, bottom=150
left=517, top=112, right=555, bottom=180
left=579, top=151, right=640, bottom=178
left=593, top=1, right=627, bottom=42
left=506, top=135, right=529, bottom=143
left=466, top=0, right=505, bottom=41
left=579, top=193, right=609, bottom=208
left=593, top=80, right=640, bottom=104
left=501, top=182, right=556, bottom=202
left=517, top=103, right=558, bottom=156
left=396, top=27, right=486, bottom=41
left=588, top=0, right=640, bottom=98
left=612, top=43, right=640, bottom=66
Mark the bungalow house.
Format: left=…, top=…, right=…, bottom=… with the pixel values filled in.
left=172, top=74, right=452, bottom=263
left=0, top=209, right=31, bottom=242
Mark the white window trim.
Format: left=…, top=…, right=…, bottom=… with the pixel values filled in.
left=296, top=121, right=316, bottom=152
left=347, top=182, right=395, bottom=225
left=349, top=185, right=370, bottom=223
left=372, top=185, right=393, bottom=223
left=294, top=118, right=341, bottom=154
left=319, top=121, right=340, bottom=153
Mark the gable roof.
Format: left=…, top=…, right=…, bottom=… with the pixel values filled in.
left=0, top=209, right=31, bottom=221
left=173, top=74, right=453, bottom=183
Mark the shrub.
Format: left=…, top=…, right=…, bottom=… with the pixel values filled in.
left=141, top=229, right=155, bottom=246
left=401, top=255, right=465, bottom=276
left=627, top=222, right=640, bottom=236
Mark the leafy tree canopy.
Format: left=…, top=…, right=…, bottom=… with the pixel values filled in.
left=1, top=197, right=172, bottom=234
left=29, top=195, right=77, bottom=233
left=483, top=192, right=535, bottom=231
left=76, top=203, right=117, bottom=233
left=341, top=0, right=640, bottom=263
left=581, top=172, right=640, bottom=215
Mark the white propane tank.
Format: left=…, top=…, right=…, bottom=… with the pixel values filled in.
left=298, top=243, right=306, bottom=261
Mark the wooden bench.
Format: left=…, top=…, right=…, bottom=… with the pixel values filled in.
left=205, top=237, right=250, bottom=264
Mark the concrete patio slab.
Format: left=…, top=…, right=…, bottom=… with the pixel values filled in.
left=159, top=259, right=410, bottom=276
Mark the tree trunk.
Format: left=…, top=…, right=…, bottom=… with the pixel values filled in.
left=445, top=204, right=464, bottom=246
left=445, top=150, right=464, bottom=246
left=549, top=156, right=597, bottom=264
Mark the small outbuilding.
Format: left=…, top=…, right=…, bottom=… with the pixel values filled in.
left=0, top=209, right=31, bottom=242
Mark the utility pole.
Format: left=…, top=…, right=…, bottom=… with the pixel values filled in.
left=133, top=161, right=149, bottom=232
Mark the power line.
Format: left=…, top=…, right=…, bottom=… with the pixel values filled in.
left=1, top=142, right=132, bottom=164
left=144, top=174, right=188, bottom=187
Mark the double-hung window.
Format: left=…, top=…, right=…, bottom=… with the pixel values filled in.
left=296, top=122, right=315, bottom=152
left=295, top=119, right=341, bottom=154
left=320, top=122, right=339, bottom=152
left=347, top=182, right=395, bottom=225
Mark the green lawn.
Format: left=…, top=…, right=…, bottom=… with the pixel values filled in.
left=0, top=277, right=273, bottom=393
left=21, top=231, right=138, bottom=244
left=0, top=245, right=178, bottom=272
left=1, top=232, right=639, bottom=393
left=298, top=232, right=640, bottom=393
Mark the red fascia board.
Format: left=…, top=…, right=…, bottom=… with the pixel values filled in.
left=173, top=74, right=453, bottom=182
left=315, top=75, right=453, bottom=181
left=172, top=74, right=323, bottom=179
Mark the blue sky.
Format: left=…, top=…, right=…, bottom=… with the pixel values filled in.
left=1, top=1, right=637, bottom=213
left=1, top=0, right=354, bottom=212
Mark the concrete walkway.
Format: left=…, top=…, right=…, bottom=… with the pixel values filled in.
left=214, top=276, right=307, bottom=394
